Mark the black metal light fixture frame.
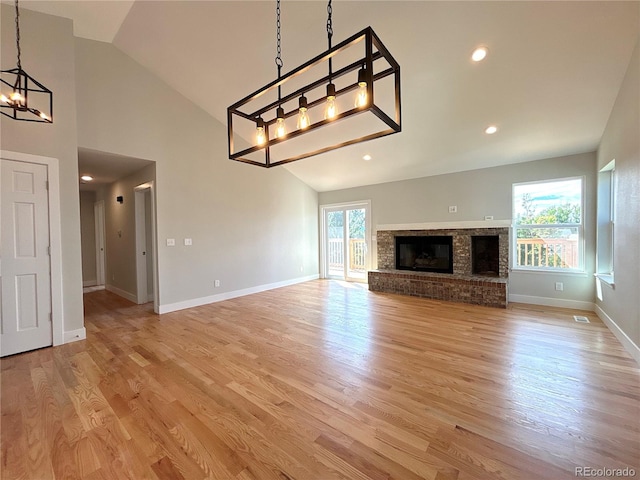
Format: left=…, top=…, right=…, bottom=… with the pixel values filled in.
left=1, top=68, right=53, bottom=123
left=227, top=26, right=401, bottom=167
left=1, top=0, right=53, bottom=123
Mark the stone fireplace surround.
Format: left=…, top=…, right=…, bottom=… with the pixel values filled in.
left=368, top=226, right=510, bottom=308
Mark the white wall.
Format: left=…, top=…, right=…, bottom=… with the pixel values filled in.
left=1, top=6, right=84, bottom=331
left=74, top=39, right=319, bottom=310
left=79, top=190, right=97, bottom=285
left=319, top=152, right=597, bottom=308
left=597, top=38, right=640, bottom=359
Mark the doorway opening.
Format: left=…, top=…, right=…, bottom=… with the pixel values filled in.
left=77, top=148, right=158, bottom=313
left=321, top=201, right=371, bottom=282
left=135, top=182, right=157, bottom=306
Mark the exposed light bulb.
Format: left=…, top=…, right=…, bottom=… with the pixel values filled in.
left=275, top=107, right=286, bottom=138
left=354, top=68, right=368, bottom=108
left=10, top=91, right=23, bottom=103
left=324, top=83, right=337, bottom=120
left=324, top=97, right=337, bottom=120
left=256, top=117, right=266, bottom=146
left=297, top=108, right=310, bottom=129
left=0, top=94, right=9, bottom=104
left=39, top=112, right=50, bottom=121
left=297, top=95, right=310, bottom=130
left=355, top=84, right=367, bottom=108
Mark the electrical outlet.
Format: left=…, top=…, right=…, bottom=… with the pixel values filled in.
left=448, top=205, right=457, bottom=213
left=555, top=282, right=564, bottom=291
left=184, top=238, right=192, bottom=246
left=484, top=215, right=494, bottom=220
left=214, top=280, right=220, bottom=287
left=166, top=238, right=175, bottom=246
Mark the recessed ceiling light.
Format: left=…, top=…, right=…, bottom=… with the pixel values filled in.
left=363, top=154, right=372, bottom=161
left=81, top=175, right=93, bottom=181
left=471, top=46, right=489, bottom=62
left=485, top=125, right=498, bottom=135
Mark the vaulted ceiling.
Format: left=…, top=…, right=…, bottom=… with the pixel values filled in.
left=16, top=0, right=640, bottom=192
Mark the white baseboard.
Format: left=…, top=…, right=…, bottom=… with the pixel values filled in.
left=106, top=284, right=137, bottom=303
left=595, top=305, right=640, bottom=365
left=63, top=327, right=86, bottom=344
left=509, top=294, right=595, bottom=312
left=83, top=280, right=97, bottom=287
left=158, top=274, right=320, bottom=314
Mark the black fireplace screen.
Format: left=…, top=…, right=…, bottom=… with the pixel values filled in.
left=395, top=236, right=453, bottom=273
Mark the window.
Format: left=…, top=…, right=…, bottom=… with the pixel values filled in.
left=513, top=177, right=583, bottom=271
left=596, top=160, right=615, bottom=280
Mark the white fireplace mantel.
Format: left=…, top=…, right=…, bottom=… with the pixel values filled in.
left=375, top=219, right=512, bottom=232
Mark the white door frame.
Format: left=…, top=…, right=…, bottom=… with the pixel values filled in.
left=319, top=200, right=371, bottom=281
left=1, top=150, right=64, bottom=346
left=94, top=200, right=106, bottom=286
left=134, top=182, right=158, bottom=312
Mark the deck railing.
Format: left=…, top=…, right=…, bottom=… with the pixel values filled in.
left=328, top=239, right=367, bottom=271
left=516, top=238, right=578, bottom=268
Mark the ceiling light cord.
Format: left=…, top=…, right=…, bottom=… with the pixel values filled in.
left=275, top=0, right=283, bottom=103
left=326, top=0, right=333, bottom=79
left=14, top=0, right=21, bottom=70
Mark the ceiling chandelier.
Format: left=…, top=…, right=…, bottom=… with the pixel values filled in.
left=228, top=0, right=401, bottom=167
left=1, top=0, right=53, bottom=123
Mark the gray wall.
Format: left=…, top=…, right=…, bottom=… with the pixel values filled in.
left=79, top=191, right=97, bottom=285
left=1, top=6, right=84, bottom=331
left=597, top=38, right=640, bottom=351
left=319, top=152, right=597, bottom=306
left=96, top=164, right=156, bottom=299
left=74, top=39, right=319, bottom=308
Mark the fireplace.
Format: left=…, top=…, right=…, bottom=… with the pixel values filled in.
left=395, top=236, right=453, bottom=274
left=472, top=235, right=499, bottom=276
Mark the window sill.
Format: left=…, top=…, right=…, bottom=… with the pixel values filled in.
left=512, top=268, right=587, bottom=277
left=594, top=273, right=615, bottom=287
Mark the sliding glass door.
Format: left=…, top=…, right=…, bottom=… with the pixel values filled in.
left=322, top=202, right=370, bottom=282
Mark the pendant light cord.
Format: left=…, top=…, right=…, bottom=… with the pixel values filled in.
left=15, top=0, right=22, bottom=70
left=327, top=0, right=333, bottom=79
left=275, top=0, right=283, bottom=103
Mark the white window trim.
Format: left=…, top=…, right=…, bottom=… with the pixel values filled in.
left=512, top=176, right=585, bottom=273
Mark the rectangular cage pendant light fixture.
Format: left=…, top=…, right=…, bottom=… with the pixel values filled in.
left=227, top=27, right=401, bottom=168
left=1, top=68, right=53, bottom=123
left=1, top=0, right=53, bottom=123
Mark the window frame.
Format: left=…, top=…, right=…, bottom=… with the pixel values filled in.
left=512, top=176, right=585, bottom=273
left=596, top=160, right=615, bottom=284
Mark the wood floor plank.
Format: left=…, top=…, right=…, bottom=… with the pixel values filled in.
left=1, top=280, right=639, bottom=479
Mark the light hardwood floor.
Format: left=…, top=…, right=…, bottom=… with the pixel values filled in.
left=1, top=280, right=638, bottom=479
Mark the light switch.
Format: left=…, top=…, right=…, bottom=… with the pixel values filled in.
left=166, top=238, right=175, bottom=246
left=184, top=238, right=192, bottom=246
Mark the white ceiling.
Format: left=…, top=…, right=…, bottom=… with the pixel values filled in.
left=17, top=1, right=640, bottom=192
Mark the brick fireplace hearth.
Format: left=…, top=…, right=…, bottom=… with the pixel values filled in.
left=368, top=226, right=510, bottom=308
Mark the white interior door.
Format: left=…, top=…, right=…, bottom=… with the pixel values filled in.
left=1, top=159, right=53, bottom=357
left=94, top=200, right=105, bottom=286
left=134, top=183, right=157, bottom=307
